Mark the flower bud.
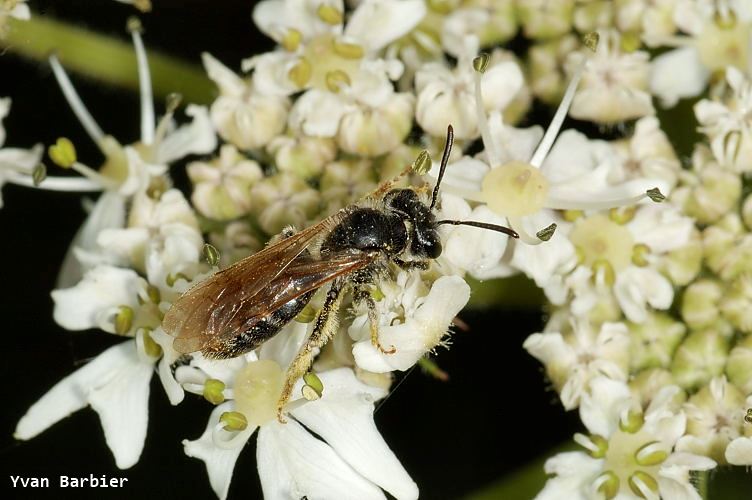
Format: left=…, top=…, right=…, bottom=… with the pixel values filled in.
left=518, top=0, right=574, bottom=39
left=720, top=275, right=752, bottom=333
left=661, top=228, right=702, bottom=286
left=268, top=134, right=337, bottom=180
left=338, top=94, right=414, bottom=157
left=672, top=330, right=730, bottom=390
left=681, top=279, right=723, bottom=329
left=682, top=166, right=741, bottom=225
left=727, top=334, right=752, bottom=394
left=628, top=312, right=686, bottom=372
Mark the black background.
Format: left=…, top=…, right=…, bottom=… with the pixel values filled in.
left=0, top=1, right=579, bottom=499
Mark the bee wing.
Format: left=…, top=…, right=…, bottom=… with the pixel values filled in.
left=162, top=210, right=350, bottom=350
left=170, top=249, right=377, bottom=354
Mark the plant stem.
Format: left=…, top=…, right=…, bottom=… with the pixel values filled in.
left=2, top=15, right=214, bottom=104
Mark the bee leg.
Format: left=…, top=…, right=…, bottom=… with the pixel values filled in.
left=393, top=258, right=430, bottom=271
left=277, top=280, right=345, bottom=423
left=354, top=288, right=396, bottom=355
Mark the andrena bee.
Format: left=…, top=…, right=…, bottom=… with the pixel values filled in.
left=162, top=125, right=518, bottom=421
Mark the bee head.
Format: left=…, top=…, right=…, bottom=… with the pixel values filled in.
left=385, top=188, right=442, bottom=259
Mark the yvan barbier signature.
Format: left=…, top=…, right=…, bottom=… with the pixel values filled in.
left=9, top=474, right=128, bottom=488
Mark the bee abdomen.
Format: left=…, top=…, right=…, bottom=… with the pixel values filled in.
left=202, top=290, right=316, bottom=359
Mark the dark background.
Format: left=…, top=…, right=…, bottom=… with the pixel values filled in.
left=0, top=1, right=579, bottom=499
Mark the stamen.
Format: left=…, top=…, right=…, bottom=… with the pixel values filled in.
left=203, top=243, right=220, bottom=267
left=4, top=172, right=102, bottom=192
left=128, top=18, right=155, bottom=145
left=508, top=216, right=549, bottom=245
left=473, top=55, right=503, bottom=167
left=49, top=55, right=105, bottom=146
left=32, top=164, right=46, bottom=186
left=529, top=33, right=600, bottom=168
left=545, top=189, right=653, bottom=211
left=211, top=421, right=253, bottom=450
left=153, top=94, right=182, bottom=147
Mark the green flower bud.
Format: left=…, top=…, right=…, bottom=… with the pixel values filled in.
left=518, top=0, right=574, bottom=40
left=573, top=1, right=613, bottom=34
left=629, top=312, right=686, bottom=372
left=682, top=166, right=741, bottom=225
left=681, top=279, right=723, bottom=329
left=661, top=228, right=703, bottom=286
left=727, top=334, right=752, bottom=394
left=672, top=330, right=730, bottom=390
left=629, top=368, right=680, bottom=408
left=720, top=275, right=752, bottom=333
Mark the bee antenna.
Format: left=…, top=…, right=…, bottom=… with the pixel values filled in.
left=430, top=124, right=454, bottom=211
left=437, top=219, right=519, bottom=239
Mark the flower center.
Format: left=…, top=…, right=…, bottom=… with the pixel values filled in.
left=480, top=161, right=550, bottom=216
left=696, top=19, right=751, bottom=73
left=570, top=214, right=635, bottom=272
left=295, top=34, right=363, bottom=92
left=601, top=428, right=664, bottom=498
left=233, top=359, right=284, bottom=427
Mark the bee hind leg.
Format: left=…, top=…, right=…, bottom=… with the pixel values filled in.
left=277, top=279, right=345, bottom=423
left=354, top=288, right=396, bottom=355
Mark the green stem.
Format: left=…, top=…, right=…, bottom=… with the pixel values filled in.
left=2, top=15, right=214, bottom=104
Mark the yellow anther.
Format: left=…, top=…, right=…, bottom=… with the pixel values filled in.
left=628, top=471, right=659, bottom=498
left=317, top=4, right=343, bottom=25
left=632, top=243, right=651, bottom=267
left=635, top=441, right=669, bottom=466
left=596, top=471, right=620, bottom=500
left=619, top=408, right=644, bottom=433
left=114, top=306, right=134, bottom=335
left=325, top=70, right=351, bottom=92
left=294, top=305, right=317, bottom=323
left=220, top=411, right=248, bottom=431
left=302, top=372, right=324, bottom=400
left=412, top=150, right=432, bottom=175
left=609, top=206, right=636, bottom=224
left=473, top=53, right=490, bottom=73
left=592, top=259, right=616, bottom=286
left=146, top=284, right=161, bottom=304
left=282, top=29, right=303, bottom=52
left=537, top=223, right=557, bottom=242
left=203, top=379, right=226, bottom=405
left=141, top=328, right=163, bottom=358
left=288, top=58, right=313, bottom=88
left=562, top=209, right=583, bottom=222
left=583, top=32, right=600, bottom=52
left=48, top=137, right=77, bottom=168
left=203, top=243, right=220, bottom=267
left=333, top=40, right=364, bottom=59
left=32, top=164, right=47, bottom=186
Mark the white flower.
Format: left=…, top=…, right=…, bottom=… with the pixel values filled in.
left=676, top=376, right=748, bottom=464
left=183, top=328, right=418, bottom=500
left=0, top=96, right=44, bottom=208
left=51, top=265, right=148, bottom=333
left=523, top=318, right=630, bottom=410
left=725, top=396, right=752, bottom=465
left=351, top=273, right=471, bottom=372
left=1, top=0, right=30, bottom=22
left=568, top=30, right=654, bottom=124
left=615, top=0, right=678, bottom=43
left=188, top=144, right=264, bottom=220
left=695, top=66, right=752, bottom=172
left=649, top=0, right=752, bottom=107
left=536, top=378, right=716, bottom=500
left=15, top=339, right=158, bottom=469
left=202, top=53, right=289, bottom=150
left=415, top=57, right=524, bottom=139
left=46, top=31, right=215, bottom=287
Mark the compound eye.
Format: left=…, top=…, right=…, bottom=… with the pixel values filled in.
left=413, top=229, right=442, bottom=259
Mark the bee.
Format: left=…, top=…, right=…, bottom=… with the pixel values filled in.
left=162, top=125, right=518, bottom=420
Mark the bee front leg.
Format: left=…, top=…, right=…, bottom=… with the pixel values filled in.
left=354, top=288, right=396, bottom=355
left=277, top=280, right=345, bottom=423
left=394, top=258, right=430, bottom=271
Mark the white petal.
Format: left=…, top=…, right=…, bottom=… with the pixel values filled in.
left=726, top=437, right=752, bottom=465
left=15, top=341, right=153, bottom=469
left=291, top=368, right=418, bottom=500
left=257, top=419, right=386, bottom=500
left=346, top=0, right=426, bottom=52
left=481, top=61, right=524, bottom=111
left=0, top=143, right=43, bottom=172
left=442, top=205, right=512, bottom=279
left=89, top=343, right=154, bottom=468
left=157, top=105, right=217, bottom=164
left=289, top=90, right=348, bottom=137
left=613, top=267, right=673, bottom=323
left=183, top=403, right=256, bottom=500
left=650, top=47, right=709, bottom=108
left=202, top=52, right=246, bottom=97
left=51, top=266, right=145, bottom=332
left=352, top=276, right=470, bottom=372
left=579, top=377, right=631, bottom=437
left=57, top=191, right=127, bottom=288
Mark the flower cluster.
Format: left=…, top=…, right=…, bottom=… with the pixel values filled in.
left=4, top=1, right=752, bottom=499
